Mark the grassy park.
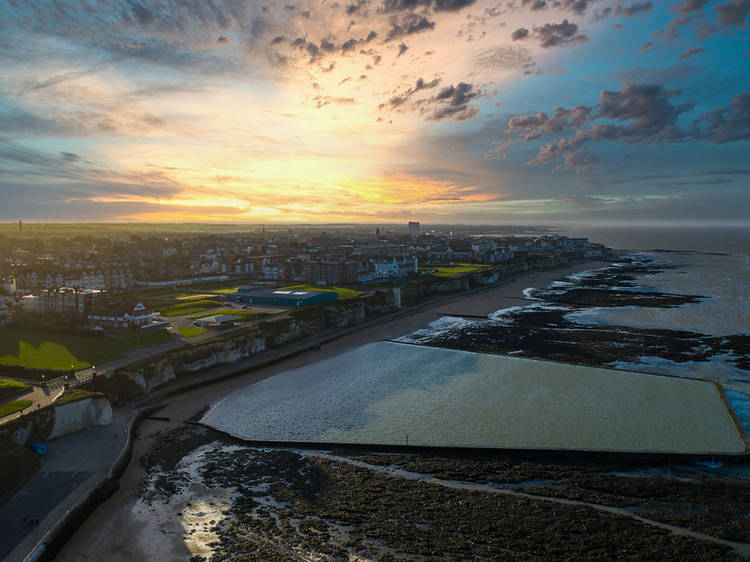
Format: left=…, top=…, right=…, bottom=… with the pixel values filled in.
left=159, top=298, right=224, bottom=316
left=0, top=328, right=173, bottom=372
left=177, top=326, right=209, bottom=338
left=280, top=284, right=362, bottom=299
left=0, top=379, right=31, bottom=401
left=0, top=400, right=32, bottom=418
left=187, top=309, right=272, bottom=322
left=421, top=263, right=491, bottom=277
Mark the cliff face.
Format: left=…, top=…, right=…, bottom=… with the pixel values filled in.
left=90, top=257, right=578, bottom=402
left=95, top=291, right=399, bottom=401
left=1, top=396, right=113, bottom=446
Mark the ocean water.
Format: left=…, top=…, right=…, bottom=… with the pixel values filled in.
left=203, top=225, right=750, bottom=444
left=405, top=225, right=750, bottom=430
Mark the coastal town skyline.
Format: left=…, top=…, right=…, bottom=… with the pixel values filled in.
left=1, top=0, right=749, bottom=224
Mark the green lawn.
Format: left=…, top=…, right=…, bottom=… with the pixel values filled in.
left=0, top=400, right=32, bottom=418
left=0, top=328, right=173, bottom=372
left=280, top=284, right=362, bottom=299
left=0, top=378, right=31, bottom=401
left=421, top=263, right=490, bottom=277
left=177, top=326, right=209, bottom=338
left=54, top=389, right=103, bottom=406
left=187, top=309, right=271, bottom=322
left=160, top=299, right=224, bottom=317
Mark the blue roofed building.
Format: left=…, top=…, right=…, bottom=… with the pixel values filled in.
left=233, top=286, right=338, bottom=307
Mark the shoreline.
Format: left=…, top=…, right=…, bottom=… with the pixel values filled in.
left=54, top=258, right=613, bottom=559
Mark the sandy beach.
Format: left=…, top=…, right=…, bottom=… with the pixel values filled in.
left=56, top=259, right=616, bottom=560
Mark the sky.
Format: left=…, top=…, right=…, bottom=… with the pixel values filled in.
left=0, top=0, right=748, bottom=225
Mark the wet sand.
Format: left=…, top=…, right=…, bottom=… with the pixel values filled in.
left=56, top=259, right=615, bottom=560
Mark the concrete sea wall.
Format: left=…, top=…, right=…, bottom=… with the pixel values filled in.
left=92, top=255, right=582, bottom=402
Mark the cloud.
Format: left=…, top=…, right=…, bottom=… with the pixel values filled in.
left=483, top=139, right=514, bottom=160
left=533, top=20, right=587, bottom=48
left=385, top=13, right=436, bottom=42
left=703, top=168, right=750, bottom=175
left=511, top=27, right=530, bottom=40
left=675, top=0, right=711, bottom=14
left=381, top=0, right=477, bottom=13
left=520, top=0, right=594, bottom=14
left=501, top=83, right=750, bottom=170
left=474, top=45, right=534, bottom=70
left=397, top=42, right=410, bottom=56
left=503, top=83, right=696, bottom=167
left=379, top=76, right=442, bottom=109
left=713, top=0, right=750, bottom=26
left=615, top=2, right=653, bottom=16
left=679, top=47, right=704, bottom=59
left=423, top=82, right=482, bottom=121
left=559, top=151, right=598, bottom=173
left=60, top=152, right=82, bottom=162
left=695, top=91, right=750, bottom=143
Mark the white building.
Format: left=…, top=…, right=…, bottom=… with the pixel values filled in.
left=374, top=257, right=418, bottom=279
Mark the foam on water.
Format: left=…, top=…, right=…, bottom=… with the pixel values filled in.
left=566, top=253, right=750, bottom=336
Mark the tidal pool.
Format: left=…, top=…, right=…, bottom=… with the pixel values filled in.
left=201, top=342, right=746, bottom=454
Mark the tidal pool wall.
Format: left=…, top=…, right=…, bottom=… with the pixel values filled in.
left=201, top=342, right=746, bottom=455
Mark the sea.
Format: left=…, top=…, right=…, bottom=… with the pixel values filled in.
left=203, top=224, right=750, bottom=443
left=563, top=225, right=750, bottom=430
left=403, top=224, right=750, bottom=431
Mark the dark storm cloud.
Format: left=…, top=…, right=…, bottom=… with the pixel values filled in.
left=533, top=20, right=587, bottom=48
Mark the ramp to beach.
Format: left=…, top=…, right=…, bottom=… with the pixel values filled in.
left=201, top=342, right=746, bottom=455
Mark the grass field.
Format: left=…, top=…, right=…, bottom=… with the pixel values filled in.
left=160, top=299, right=224, bottom=317
left=177, top=326, right=209, bottom=338
left=280, top=284, right=362, bottom=299
left=187, top=309, right=271, bottom=322
left=0, top=378, right=31, bottom=401
left=54, top=389, right=103, bottom=406
left=0, top=328, right=173, bottom=371
left=0, top=400, right=32, bottom=418
left=421, top=263, right=490, bottom=277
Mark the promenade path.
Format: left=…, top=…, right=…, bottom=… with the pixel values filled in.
left=1, top=410, right=129, bottom=561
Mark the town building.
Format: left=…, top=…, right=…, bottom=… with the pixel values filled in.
left=374, top=257, right=419, bottom=279
left=305, top=261, right=359, bottom=285
left=234, top=286, right=338, bottom=307
left=88, top=302, right=161, bottom=330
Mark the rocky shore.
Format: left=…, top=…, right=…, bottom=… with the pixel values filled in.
left=125, top=425, right=749, bottom=561
left=406, top=255, right=750, bottom=373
